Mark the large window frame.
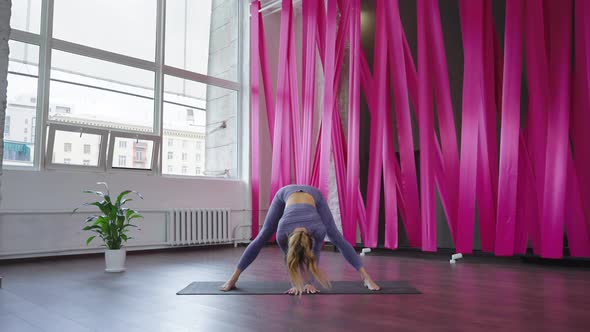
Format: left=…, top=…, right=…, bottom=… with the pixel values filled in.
left=6, top=0, right=245, bottom=179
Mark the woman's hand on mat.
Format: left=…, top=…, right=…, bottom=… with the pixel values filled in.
left=303, top=284, right=320, bottom=294
left=285, top=286, right=304, bottom=296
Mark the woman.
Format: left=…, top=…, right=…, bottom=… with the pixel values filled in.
left=221, top=184, right=380, bottom=295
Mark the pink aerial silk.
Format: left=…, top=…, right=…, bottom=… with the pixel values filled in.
left=495, top=0, right=524, bottom=256
left=456, top=0, right=485, bottom=254
left=250, top=1, right=261, bottom=238
left=344, top=0, right=361, bottom=245
left=249, top=0, right=590, bottom=258
left=384, top=0, right=420, bottom=249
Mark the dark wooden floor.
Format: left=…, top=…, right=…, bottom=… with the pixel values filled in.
left=1, top=246, right=589, bottom=332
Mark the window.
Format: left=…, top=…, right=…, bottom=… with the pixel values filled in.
left=168, top=152, right=174, bottom=160
left=165, top=0, right=238, bottom=81
left=4, top=116, right=10, bottom=136
left=10, top=1, right=241, bottom=176
left=53, top=0, right=157, bottom=61
left=55, top=106, right=71, bottom=114
left=187, top=109, right=195, bottom=122
left=167, top=166, right=174, bottom=173
left=196, top=167, right=201, bottom=175
left=49, top=51, right=155, bottom=131
left=108, top=134, right=158, bottom=171
left=196, top=154, right=201, bottom=162
left=163, top=79, right=238, bottom=177
left=10, top=0, right=42, bottom=33
left=31, top=117, right=36, bottom=141
left=4, top=41, right=39, bottom=167
left=182, top=166, right=187, bottom=174
left=47, top=126, right=106, bottom=169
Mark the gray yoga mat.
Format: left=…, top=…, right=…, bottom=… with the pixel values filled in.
left=177, top=281, right=421, bottom=295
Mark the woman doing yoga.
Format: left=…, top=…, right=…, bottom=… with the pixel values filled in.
left=221, top=184, right=380, bottom=295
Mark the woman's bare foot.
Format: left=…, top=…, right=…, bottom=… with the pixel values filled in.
left=363, top=279, right=381, bottom=291
left=219, top=280, right=237, bottom=291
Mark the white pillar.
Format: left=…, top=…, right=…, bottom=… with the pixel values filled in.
left=0, top=0, right=11, bottom=288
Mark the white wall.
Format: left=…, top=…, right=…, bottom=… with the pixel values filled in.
left=0, top=169, right=251, bottom=259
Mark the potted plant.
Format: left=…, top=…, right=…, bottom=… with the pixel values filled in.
left=74, top=182, right=143, bottom=272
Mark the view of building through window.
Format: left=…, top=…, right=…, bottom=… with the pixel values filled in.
left=5, top=0, right=239, bottom=178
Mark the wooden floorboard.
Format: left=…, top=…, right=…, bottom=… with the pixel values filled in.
left=0, top=246, right=589, bottom=331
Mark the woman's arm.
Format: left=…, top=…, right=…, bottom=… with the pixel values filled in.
left=315, top=194, right=363, bottom=270
left=315, top=193, right=380, bottom=290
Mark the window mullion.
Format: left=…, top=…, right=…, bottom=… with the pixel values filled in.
left=154, top=0, right=166, bottom=175
left=36, top=0, right=54, bottom=170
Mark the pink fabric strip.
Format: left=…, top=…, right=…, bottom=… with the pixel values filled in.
left=402, top=15, right=457, bottom=242
left=287, top=9, right=302, bottom=184
left=456, top=0, right=484, bottom=254
left=425, top=0, right=460, bottom=239
left=342, top=0, right=362, bottom=244
left=374, top=0, right=398, bottom=249
left=345, top=0, right=361, bottom=243
left=572, top=0, right=590, bottom=238
left=417, top=0, right=437, bottom=251
left=523, top=0, right=549, bottom=253
left=269, top=0, right=293, bottom=198
left=540, top=0, right=572, bottom=258
left=565, top=153, right=590, bottom=256
left=250, top=1, right=261, bottom=238
left=362, top=0, right=390, bottom=248
left=258, top=11, right=275, bottom=141
left=314, top=0, right=368, bottom=242
left=475, top=1, right=498, bottom=252
left=384, top=0, right=419, bottom=248
left=317, top=0, right=338, bottom=197
left=301, top=0, right=318, bottom=185
left=495, top=0, right=524, bottom=256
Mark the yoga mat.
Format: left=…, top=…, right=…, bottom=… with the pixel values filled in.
left=177, top=281, right=421, bottom=295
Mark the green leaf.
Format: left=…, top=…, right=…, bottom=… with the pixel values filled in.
left=96, top=182, right=110, bottom=196
left=119, top=198, right=132, bottom=206
left=82, top=190, right=107, bottom=198
left=115, top=190, right=132, bottom=206
left=85, top=216, right=99, bottom=223
left=128, top=214, right=143, bottom=221
left=86, top=236, right=97, bottom=245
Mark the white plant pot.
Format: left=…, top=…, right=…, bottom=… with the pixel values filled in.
left=105, top=248, right=126, bottom=272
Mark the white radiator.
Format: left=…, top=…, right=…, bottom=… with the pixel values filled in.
left=166, top=209, right=232, bottom=246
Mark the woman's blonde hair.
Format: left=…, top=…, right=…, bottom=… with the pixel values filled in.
left=286, top=230, right=331, bottom=293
